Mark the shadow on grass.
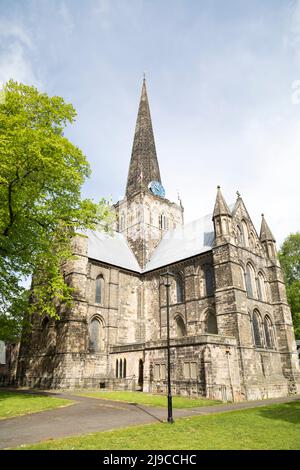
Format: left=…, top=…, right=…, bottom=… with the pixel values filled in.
left=130, top=403, right=164, bottom=423
left=257, top=401, right=300, bottom=425
left=0, top=389, right=59, bottom=401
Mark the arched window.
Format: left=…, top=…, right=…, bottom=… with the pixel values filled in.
left=204, top=266, right=214, bottom=296
left=159, top=214, right=169, bottom=230
left=175, top=316, right=186, bottom=337
left=264, top=316, right=275, bottom=349
left=257, top=272, right=266, bottom=301
left=95, top=275, right=103, bottom=304
left=119, top=212, right=125, bottom=231
left=236, top=225, right=243, bottom=245
left=116, top=359, right=119, bottom=378
left=245, top=263, right=255, bottom=298
left=197, top=267, right=205, bottom=297
left=176, top=275, right=184, bottom=303
left=41, top=316, right=49, bottom=330
left=241, top=220, right=249, bottom=247
left=216, top=219, right=221, bottom=236
left=237, top=265, right=245, bottom=290
left=123, top=358, right=127, bottom=378
left=249, top=232, right=255, bottom=248
left=138, top=359, right=144, bottom=388
left=268, top=242, right=276, bottom=258
left=252, top=310, right=262, bottom=348
left=119, top=359, right=123, bottom=378
left=221, top=217, right=229, bottom=235
left=205, top=310, right=218, bottom=334
left=89, top=318, right=105, bottom=352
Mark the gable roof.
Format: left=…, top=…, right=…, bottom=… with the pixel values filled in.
left=85, top=213, right=215, bottom=273
left=86, top=229, right=141, bottom=272
left=144, top=213, right=215, bottom=272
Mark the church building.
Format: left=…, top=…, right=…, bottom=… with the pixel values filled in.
left=17, top=79, right=300, bottom=401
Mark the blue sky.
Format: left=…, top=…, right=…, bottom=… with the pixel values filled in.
left=1, top=0, right=300, bottom=244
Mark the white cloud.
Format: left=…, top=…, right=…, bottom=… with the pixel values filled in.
left=0, top=21, right=32, bottom=47
left=0, top=20, right=39, bottom=87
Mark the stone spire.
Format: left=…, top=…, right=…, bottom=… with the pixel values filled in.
left=213, top=186, right=231, bottom=218
left=260, top=214, right=276, bottom=242
left=212, top=186, right=233, bottom=244
left=125, top=78, right=162, bottom=198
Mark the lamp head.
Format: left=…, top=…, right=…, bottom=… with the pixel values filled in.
left=160, top=271, right=175, bottom=287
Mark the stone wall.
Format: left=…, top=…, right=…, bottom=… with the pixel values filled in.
left=115, top=191, right=183, bottom=267
left=15, top=201, right=300, bottom=400
left=109, top=335, right=240, bottom=402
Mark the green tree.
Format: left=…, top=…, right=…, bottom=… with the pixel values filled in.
left=0, top=80, right=114, bottom=341
left=279, top=233, right=300, bottom=339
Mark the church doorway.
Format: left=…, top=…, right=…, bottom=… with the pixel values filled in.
left=138, top=359, right=144, bottom=391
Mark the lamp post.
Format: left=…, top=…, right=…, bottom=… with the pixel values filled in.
left=160, top=271, right=174, bottom=424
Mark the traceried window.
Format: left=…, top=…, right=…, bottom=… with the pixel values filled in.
left=95, top=275, right=104, bottom=304
left=245, top=263, right=255, bottom=298
left=264, top=315, right=275, bottom=349
left=257, top=272, right=266, bottom=301
left=252, top=310, right=263, bottom=348
left=175, top=275, right=184, bottom=303
left=89, top=318, right=105, bottom=352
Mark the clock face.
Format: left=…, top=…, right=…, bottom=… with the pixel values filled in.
left=148, top=180, right=165, bottom=198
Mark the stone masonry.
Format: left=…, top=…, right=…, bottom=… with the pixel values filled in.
left=15, top=79, right=300, bottom=401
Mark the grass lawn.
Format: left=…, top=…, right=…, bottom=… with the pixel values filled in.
left=16, top=401, right=300, bottom=450
left=74, top=390, right=221, bottom=408
left=0, top=391, right=73, bottom=420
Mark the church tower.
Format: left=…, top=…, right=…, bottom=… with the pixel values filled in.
left=115, top=79, right=184, bottom=268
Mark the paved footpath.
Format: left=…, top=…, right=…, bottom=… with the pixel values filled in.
left=0, top=389, right=299, bottom=449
